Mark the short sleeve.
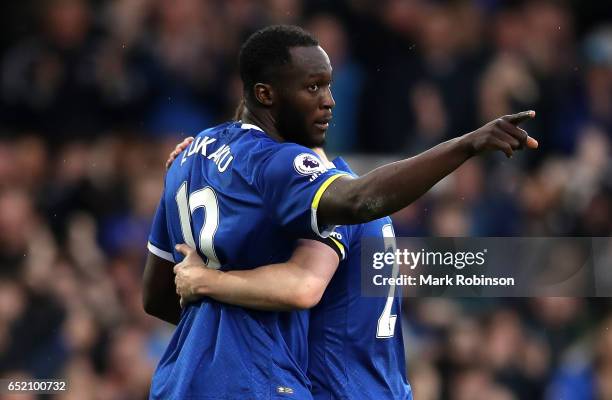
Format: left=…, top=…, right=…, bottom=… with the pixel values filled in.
left=324, top=224, right=351, bottom=261
left=259, top=145, right=350, bottom=239
left=147, top=195, right=175, bottom=262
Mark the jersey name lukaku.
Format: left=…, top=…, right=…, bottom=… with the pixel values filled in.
left=147, top=122, right=347, bottom=400
left=308, top=158, right=413, bottom=400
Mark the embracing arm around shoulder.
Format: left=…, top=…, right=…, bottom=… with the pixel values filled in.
left=174, top=239, right=339, bottom=311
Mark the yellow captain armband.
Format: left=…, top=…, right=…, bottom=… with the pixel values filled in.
left=310, top=174, right=350, bottom=238
left=311, top=174, right=349, bottom=210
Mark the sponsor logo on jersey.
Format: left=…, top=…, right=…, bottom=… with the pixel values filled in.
left=277, top=386, right=294, bottom=395
left=330, top=231, right=343, bottom=241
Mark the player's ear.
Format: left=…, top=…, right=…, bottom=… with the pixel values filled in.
left=253, top=83, right=274, bottom=106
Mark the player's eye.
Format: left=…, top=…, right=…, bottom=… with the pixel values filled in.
left=307, top=84, right=319, bottom=93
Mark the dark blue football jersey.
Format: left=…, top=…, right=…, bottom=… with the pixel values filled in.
left=147, top=122, right=348, bottom=399
left=308, top=157, right=413, bottom=400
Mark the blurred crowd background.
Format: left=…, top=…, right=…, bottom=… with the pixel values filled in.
left=0, top=0, right=611, bottom=399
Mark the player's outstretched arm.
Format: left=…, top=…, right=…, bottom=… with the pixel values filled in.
left=173, top=241, right=339, bottom=311
left=318, top=111, right=538, bottom=226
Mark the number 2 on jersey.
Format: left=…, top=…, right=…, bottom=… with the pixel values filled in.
left=176, top=181, right=221, bottom=269
left=376, top=224, right=398, bottom=338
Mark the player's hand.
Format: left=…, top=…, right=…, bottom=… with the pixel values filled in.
left=174, top=243, right=209, bottom=307
left=166, top=137, right=195, bottom=170
left=463, top=111, right=538, bottom=158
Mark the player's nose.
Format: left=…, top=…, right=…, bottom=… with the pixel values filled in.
left=321, top=87, right=335, bottom=110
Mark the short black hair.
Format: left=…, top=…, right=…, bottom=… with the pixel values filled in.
left=239, top=25, right=318, bottom=102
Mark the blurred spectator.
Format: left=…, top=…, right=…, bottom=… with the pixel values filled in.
left=1, top=0, right=100, bottom=139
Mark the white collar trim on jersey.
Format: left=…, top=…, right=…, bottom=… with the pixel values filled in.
left=241, top=123, right=263, bottom=132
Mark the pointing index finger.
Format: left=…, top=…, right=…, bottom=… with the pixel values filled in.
left=526, top=136, right=539, bottom=149
left=504, top=110, right=536, bottom=126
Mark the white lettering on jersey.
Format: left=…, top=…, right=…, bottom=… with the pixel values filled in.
left=181, top=136, right=217, bottom=165
left=179, top=136, right=233, bottom=173
left=207, top=144, right=234, bottom=173
left=329, top=231, right=343, bottom=241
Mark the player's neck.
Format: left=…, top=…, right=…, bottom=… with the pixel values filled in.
left=311, top=147, right=334, bottom=168
left=311, top=147, right=327, bottom=160
left=240, top=107, right=283, bottom=142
